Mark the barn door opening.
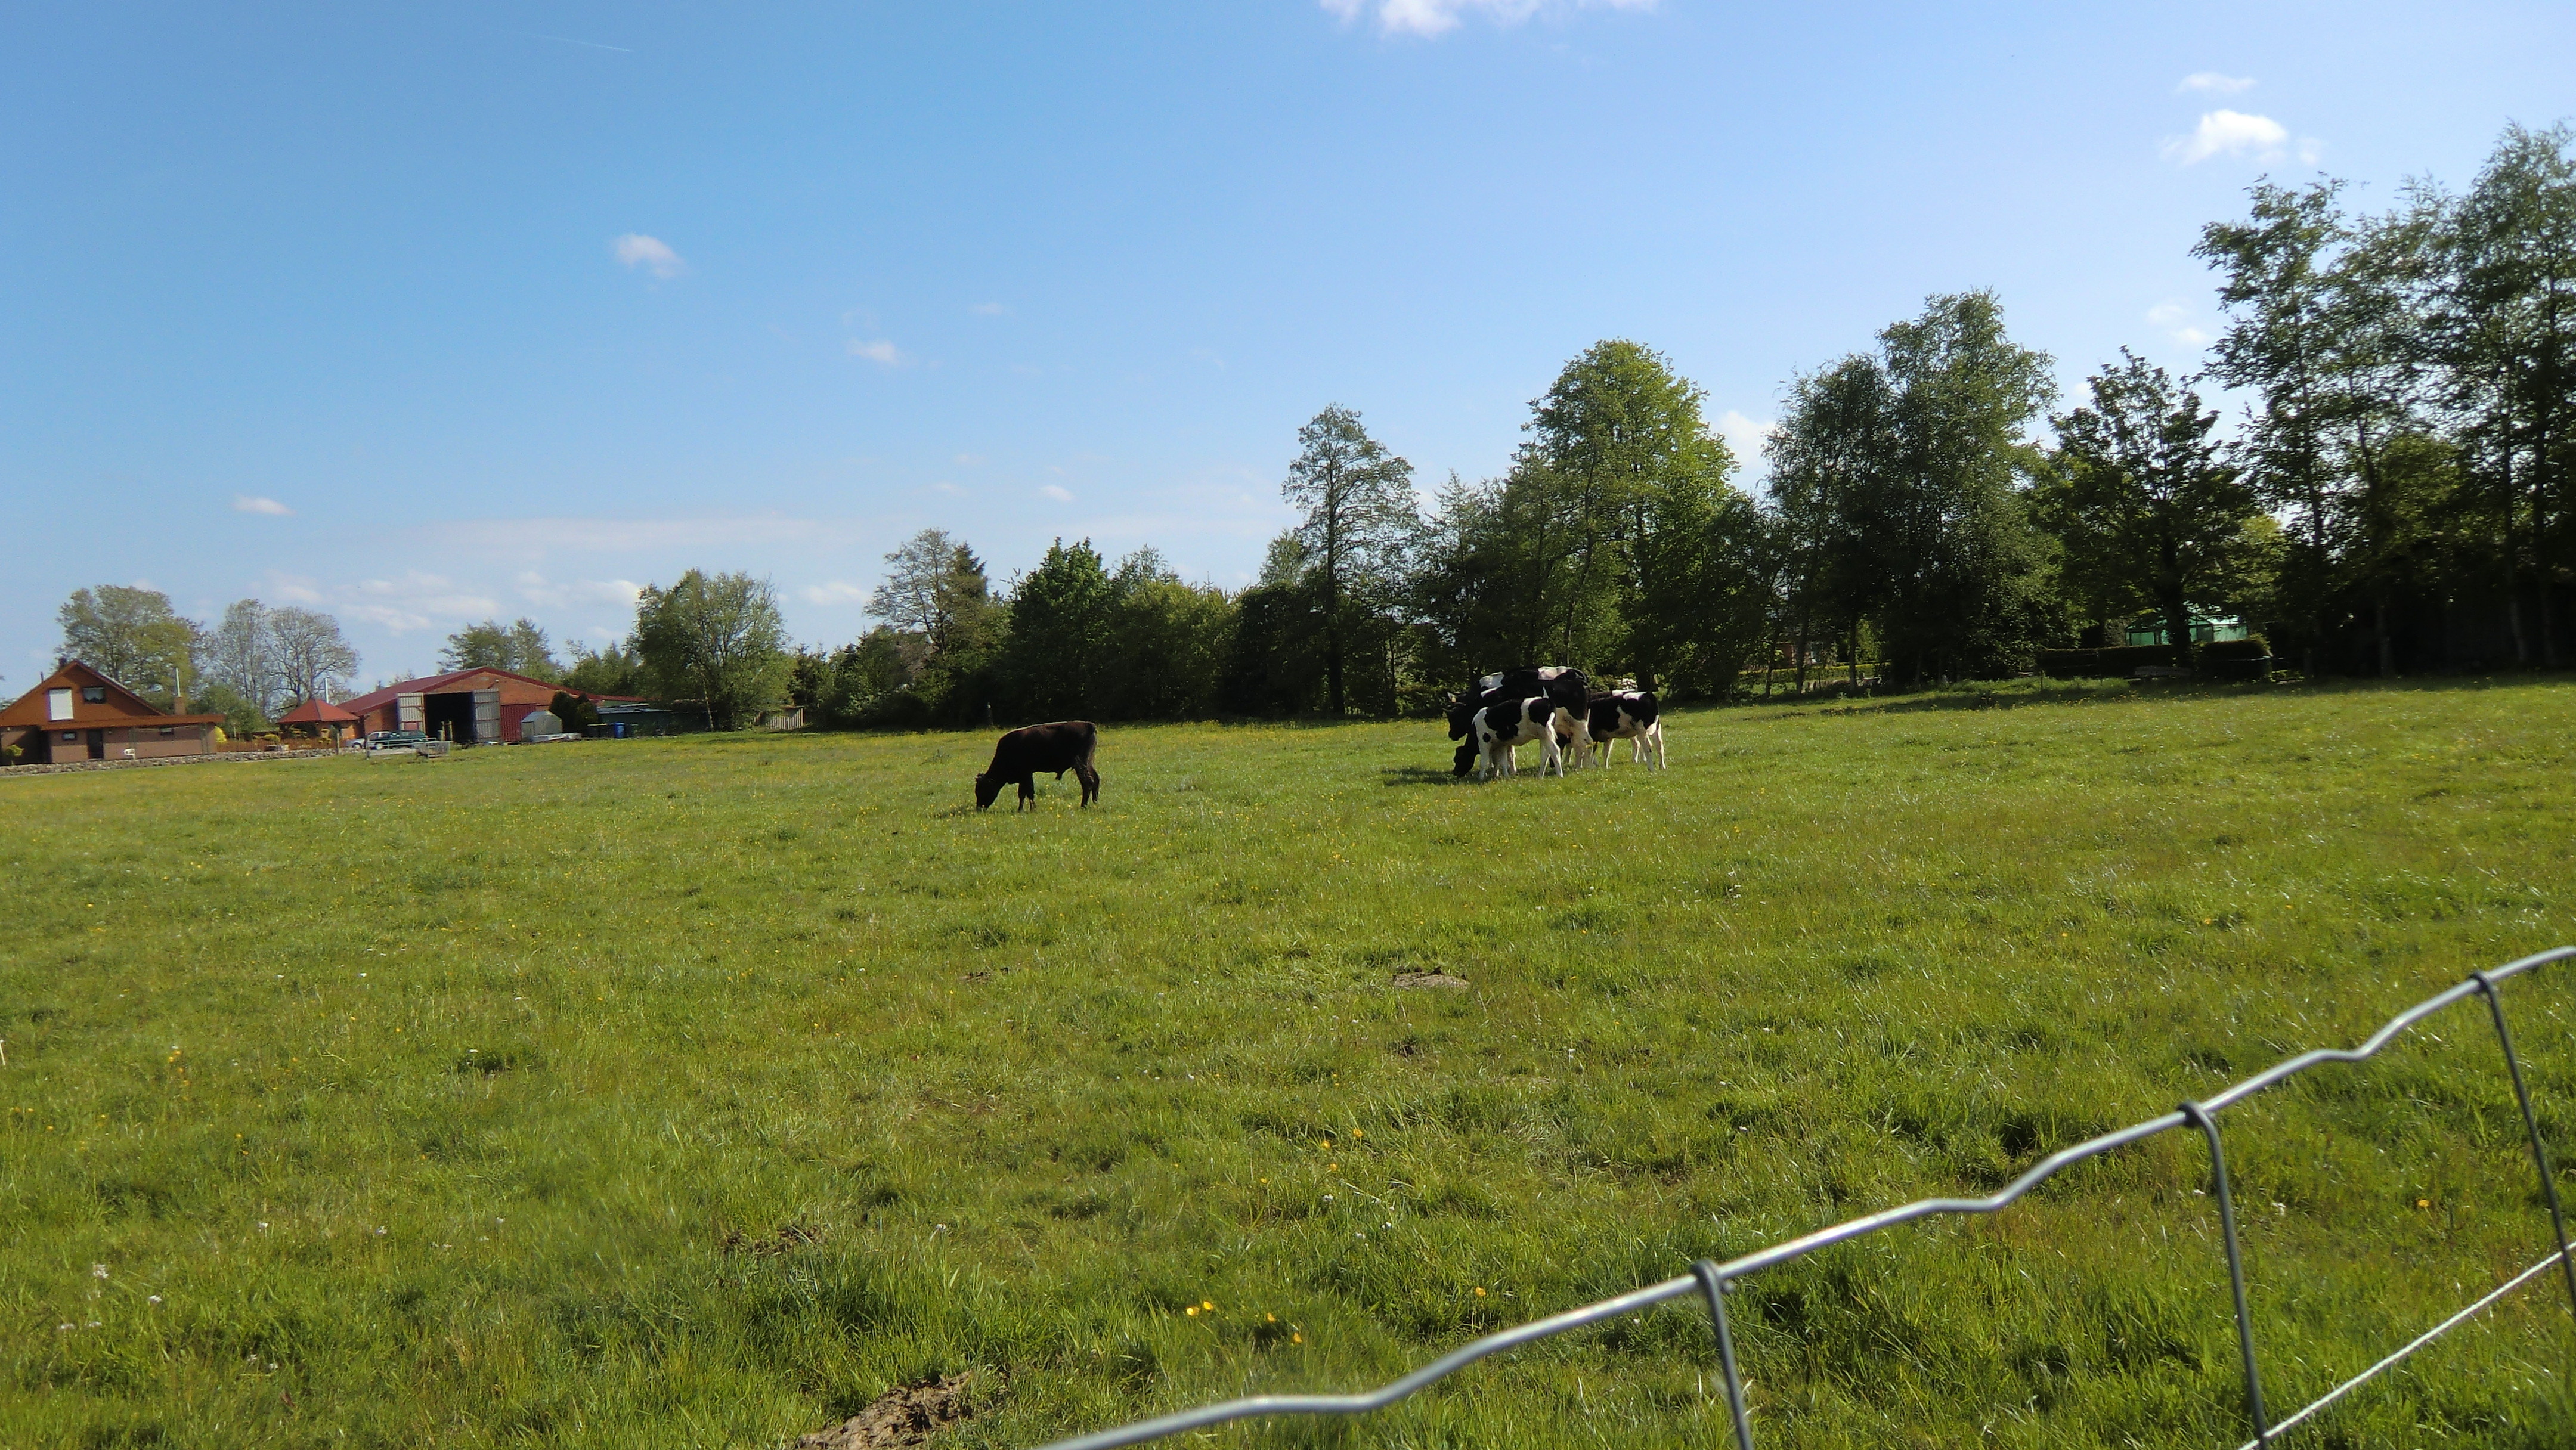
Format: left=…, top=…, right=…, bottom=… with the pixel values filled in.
left=424, top=692, right=475, bottom=742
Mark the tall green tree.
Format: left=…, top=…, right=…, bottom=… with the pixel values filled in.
left=2041, top=352, right=2262, bottom=665
left=2197, top=179, right=2347, bottom=639
left=628, top=571, right=791, bottom=730
left=562, top=643, right=648, bottom=697
left=1764, top=355, right=1893, bottom=686
left=1001, top=538, right=1114, bottom=720
left=2432, top=122, right=2576, bottom=666
left=55, top=585, right=199, bottom=704
left=1770, top=294, right=2055, bottom=684
left=1094, top=548, right=1236, bottom=720
left=1524, top=340, right=1752, bottom=689
left=1281, top=405, right=1417, bottom=715
left=439, top=618, right=562, bottom=678
left=867, top=529, right=1002, bottom=661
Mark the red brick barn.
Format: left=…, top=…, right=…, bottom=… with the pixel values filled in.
left=340, top=668, right=618, bottom=745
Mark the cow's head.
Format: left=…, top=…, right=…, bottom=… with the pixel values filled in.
left=973, top=773, right=1003, bottom=810
left=1452, top=739, right=1479, bottom=777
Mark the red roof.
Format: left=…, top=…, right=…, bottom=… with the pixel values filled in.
left=0, top=659, right=226, bottom=729
left=339, top=667, right=641, bottom=714
left=275, top=697, right=360, bottom=724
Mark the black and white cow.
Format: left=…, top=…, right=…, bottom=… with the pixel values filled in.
left=1449, top=696, right=1563, bottom=780
left=1447, top=666, right=1593, bottom=766
left=974, top=720, right=1101, bottom=811
left=1584, top=689, right=1665, bottom=769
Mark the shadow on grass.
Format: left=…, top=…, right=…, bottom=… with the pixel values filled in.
left=1380, top=764, right=1463, bottom=788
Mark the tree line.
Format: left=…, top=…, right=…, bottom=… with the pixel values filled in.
left=40, top=123, right=2568, bottom=733
left=48, top=587, right=361, bottom=736
left=778, top=123, right=2566, bottom=724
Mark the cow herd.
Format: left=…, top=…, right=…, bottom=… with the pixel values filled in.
left=970, top=667, right=1664, bottom=809
left=1444, top=667, right=1665, bottom=781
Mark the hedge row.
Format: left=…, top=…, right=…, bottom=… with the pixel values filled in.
left=2037, top=638, right=2272, bottom=679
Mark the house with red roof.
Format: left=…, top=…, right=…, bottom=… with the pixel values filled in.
left=0, top=660, right=227, bottom=764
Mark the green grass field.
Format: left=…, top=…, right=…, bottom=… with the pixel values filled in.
left=6, top=676, right=2576, bottom=1449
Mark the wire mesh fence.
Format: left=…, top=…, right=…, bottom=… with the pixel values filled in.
left=1034, top=945, right=2576, bottom=1450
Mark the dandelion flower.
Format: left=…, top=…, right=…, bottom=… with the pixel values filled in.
left=1473, top=1287, right=1486, bottom=1297
left=1202, top=1300, right=1215, bottom=1310
left=1265, top=1313, right=1276, bottom=1322
left=2417, top=1198, right=2430, bottom=1209
left=1292, top=1333, right=1304, bottom=1344
left=1186, top=1306, right=1198, bottom=1316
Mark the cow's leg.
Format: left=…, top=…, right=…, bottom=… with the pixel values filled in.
left=1078, top=765, right=1100, bottom=806
left=1541, top=729, right=1563, bottom=778
left=1018, top=778, right=1035, bottom=811
left=1649, top=723, right=1667, bottom=769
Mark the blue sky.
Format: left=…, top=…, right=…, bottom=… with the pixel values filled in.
left=5, top=2, right=2571, bottom=688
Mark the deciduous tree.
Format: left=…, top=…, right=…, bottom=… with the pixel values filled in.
left=629, top=571, right=791, bottom=730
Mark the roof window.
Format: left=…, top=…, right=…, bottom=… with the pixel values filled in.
left=48, top=689, right=73, bottom=721
left=82, top=686, right=106, bottom=704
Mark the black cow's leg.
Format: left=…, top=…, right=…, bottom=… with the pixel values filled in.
left=1078, top=765, right=1099, bottom=805
left=1018, top=779, right=1035, bottom=811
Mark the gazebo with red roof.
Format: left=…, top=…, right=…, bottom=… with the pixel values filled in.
left=274, top=696, right=361, bottom=743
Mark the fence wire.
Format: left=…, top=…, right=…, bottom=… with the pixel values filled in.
left=1035, top=945, right=2576, bottom=1450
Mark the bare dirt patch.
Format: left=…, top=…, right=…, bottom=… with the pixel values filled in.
left=797, top=1373, right=973, bottom=1449
left=1392, top=971, right=1471, bottom=989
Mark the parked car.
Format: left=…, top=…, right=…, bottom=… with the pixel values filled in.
left=363, top=730, right=428, bottom=756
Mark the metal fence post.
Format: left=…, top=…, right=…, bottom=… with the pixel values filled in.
left=2181, top=1099, right=2270, bottom=1447
left=1691, top=1260, right=1754, bottom=1450
left=2472, top=971, right=2576, bottom=1319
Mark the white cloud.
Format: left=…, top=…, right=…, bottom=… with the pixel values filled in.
left=612, top=234, right=685, bottom=279
left=260, top=571, right=327, bottom=605
left=232, top=494, right=293, bottom=516
left=970, top=302, right=1011, bottom=317
left=1323, top=0, right=1651, bottom=37
left=848, top=339, right=905, bottom=365
left=800, top=581, right=870, bottom=606
left=930, top=481, right=966, bottom=495
left=343, top=572, right=503, bottom=633
left=513, top=571, right=642, bottom=611
left=2296, top=136, right=2326, bottom=165
left=952, top=453, right=985, bottom=466
left=2147, top=302, right=2212, bottom=347
left=1715, top=410, right=1773, bottom=473
left=2178, top=72, right=2255, bottom=95
left=1039, top=484, right=1075, bottom=503
left=2163, top=110, right=2291, bottom=165
left=416, top=513, right=874, bottom=558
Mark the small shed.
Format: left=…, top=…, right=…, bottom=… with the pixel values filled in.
left=275, top=697, right=361, bottom=743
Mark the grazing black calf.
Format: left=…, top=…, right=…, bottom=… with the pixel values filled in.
left=975, top=720, right=1101, bottom=811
